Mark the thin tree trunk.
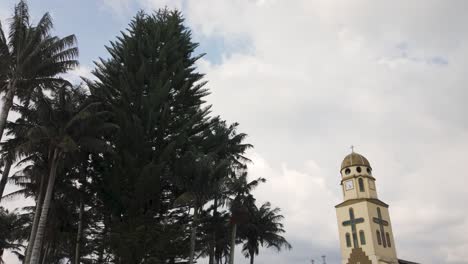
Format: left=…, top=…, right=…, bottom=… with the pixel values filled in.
left=209, top=198, right=218, bottom=264
left=74, top=199, right=84, bottom=264
left=0, top=159, right=12, bottom=203
left=0, top=83, right=16, bottom=206
left=188, top=206, right=199, bottom=264
left=40, top=242, right=49, bottom=264
left=229, top=223, right=237, bottom=264
left=250, top=251, right=254, bottom=264
left=29, top=149, right=59, bottom=264
left=24, top=172, right=47, bottom=264
left=0, top=83, right=15, bottom=142
left=97, top=224, right=106, bottom=264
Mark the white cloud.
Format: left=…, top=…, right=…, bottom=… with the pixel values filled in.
left=138, top=0, right=184, bottom=11
left=183, top=1, right=468, bottom=263
left=4, top=1, right=468, bottom=263
left=99, top=0, right=132, bottom=16
left=0, top=1, right=14, bottom=24
left=250, top=152, right=339, bottom=246
left=67, top=65, right=96, bottom=84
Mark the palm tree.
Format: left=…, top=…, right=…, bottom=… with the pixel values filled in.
left=174, top=151, right=229, bottom=264
left=1, top=150, right=49, bottom=264
left=1, top=90, right=52, bottom=264
left=196, top=119, right=252, bottom=264
left=0, top=0, right=78, bottom=201
left=0, top=0, right=78, bottom=139
left=0, top=207, right=29, bottom=264
left=240, top=202, right=291, bottom=264
left=226, top=174, right=265, bottom=264
left=3, top=85, right=114, bottom=264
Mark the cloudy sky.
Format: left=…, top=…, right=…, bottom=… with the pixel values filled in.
left=2, top=0, right=468, bottom=263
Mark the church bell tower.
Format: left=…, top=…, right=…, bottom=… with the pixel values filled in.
left=335, top=151, right=399, bottom=264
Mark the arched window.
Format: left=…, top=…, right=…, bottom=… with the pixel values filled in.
left=376, top=230, right=382, bottom=245
left=359, top=230, right=366, bottom=245
left=358, top=178, right=365, bottom=192
left=345, top=233, right=352, bottom=247
left=386, top=232, right=391, bottom=247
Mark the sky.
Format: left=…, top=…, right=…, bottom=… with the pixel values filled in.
left=1, top=0, right=468, bottom=263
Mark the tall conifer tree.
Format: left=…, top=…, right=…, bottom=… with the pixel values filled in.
left=89, top=10, right=212, bottom=263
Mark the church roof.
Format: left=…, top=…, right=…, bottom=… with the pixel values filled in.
left=341, top=152, right=371, bottom=170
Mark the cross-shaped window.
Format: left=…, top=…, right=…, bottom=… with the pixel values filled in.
left=342, top=208, right=365, bottom=248
left=373, top=207, right=389, bottom=248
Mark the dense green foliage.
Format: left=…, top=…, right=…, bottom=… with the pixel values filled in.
left=0, top=2, right=291, bottom=264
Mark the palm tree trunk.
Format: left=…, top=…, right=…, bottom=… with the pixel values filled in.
left=0, top=159, right=12, bottom=203
left=40, top=242, right=50, bottom=264
left=97, top=223, right=107, bottom=264
left=209, top=198, right=218, bottom=264
left=188, top=206, right=199, bottom=264
left=250, top=251, right=254, bottom=264
left=24, top=172, right=47, bottom=264
left=0, top=82, right=16, bottom=207
left=0, top=83, right=15, bottom=142
left=74, top=199, right=84, bottom=264
left=29, top=149, right=60, bottom=264
left=229, top=223, right=237, bottom=264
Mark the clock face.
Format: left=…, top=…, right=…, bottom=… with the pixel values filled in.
left=344, top=180, right=354, bottom=190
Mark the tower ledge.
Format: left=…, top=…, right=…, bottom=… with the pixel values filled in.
left=335, top=198, right=389, bottom=209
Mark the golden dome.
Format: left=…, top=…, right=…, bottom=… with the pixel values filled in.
left=341, top=152, right=371, bottom=170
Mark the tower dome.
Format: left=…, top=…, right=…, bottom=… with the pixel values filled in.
left=340, top=152, right=371, bottom=170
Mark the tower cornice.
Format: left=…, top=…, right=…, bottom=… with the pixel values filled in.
left=335, top=198, right=389, bottom=209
